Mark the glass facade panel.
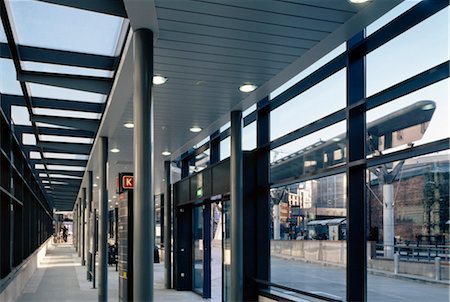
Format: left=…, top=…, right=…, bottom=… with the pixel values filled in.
left=366, top=7, right=449, bottom=97
left=270, top=121, right=346, bottom=183
left=9, top=0, right=124, bottom=56
left=270, top=68, right=346, bottom=141
left=242, top=122, right=256, bottom=151
left=270, top=43, right=346, bottom=99
left=366, top=1, right=420, bottom=36
left=366, top=151, right=449, bottom=301
left=270, top=173, right=347, bottom=300
left=220, top=137, right=230, bottom=161
left=0, top=59, right=23, bottom=95
left=366, top=79, right=449, bottom=157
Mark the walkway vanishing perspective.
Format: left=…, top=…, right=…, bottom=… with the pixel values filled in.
left=16, top=242, right=205, bottom=302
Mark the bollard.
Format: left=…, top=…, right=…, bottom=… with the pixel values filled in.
left=435, top=257, right=441, bottom=281
left=394, top=253, right=400, bottom=274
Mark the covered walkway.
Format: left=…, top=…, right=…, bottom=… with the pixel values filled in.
left=16, top=242, right=205, bottom=302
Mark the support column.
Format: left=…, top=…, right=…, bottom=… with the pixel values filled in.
left=273, top=203, right=280, bottom=240
left=164, top=160, right=172, bottom=289
left=78, top=198, right=82, bottom=256
left=383, top=184, right=395, bottom=259
left=87, top=171, right=93, bottom=281
left=230, top=110, right=243, bottom=302
left=133, top=28, right=154, bottom=302
left=98, top=136, right=108, bottom=302
left=82, top=187, right=87, bottom=265
left=346, top=31, right=367, bottom=302
left=73, top=203, right=77, bottom=249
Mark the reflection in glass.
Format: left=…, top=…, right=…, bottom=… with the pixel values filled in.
left=367, top=152, right=449, bottom=301
left=270, top=173, right=347, bottom=300
left=270, top=122, right=346, bottom=183
left=367, top=79, right=449, bottom=157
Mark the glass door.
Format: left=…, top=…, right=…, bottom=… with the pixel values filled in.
left=222, top=198, right=231, bottom=302
left=193, top=206, right=204, bottom=295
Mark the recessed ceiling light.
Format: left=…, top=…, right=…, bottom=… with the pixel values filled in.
left=124, top=122, right=134, bottom=128
left=113, top=195, right=117, bottom=199
left=239, top=83, right=257, bottom=93
left=162, top=151, right=171, bottom=156
left=96, top=176, right=100, bottom=179
left=108, top=199, right=111, bottom=202
left=190, top=127, right=202, bottom=133
left=153, top=75, right=168, bottom=85
left=93, top=183, right=98, bottom=187
left=349, top=0, right=370, bottom=3
left=115, top=202, right=119, bottom=205
left=422, top=103, right=435, bottom=111
left=110, top=148, right=120, bottom=153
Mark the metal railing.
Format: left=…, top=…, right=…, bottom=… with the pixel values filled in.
left=374, top=243, right=450, bottom=262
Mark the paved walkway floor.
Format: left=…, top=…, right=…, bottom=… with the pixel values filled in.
left=16, top=243, right=205, bottom=302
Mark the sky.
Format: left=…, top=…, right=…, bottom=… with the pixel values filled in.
left=1, top=1, right=449, bottom=167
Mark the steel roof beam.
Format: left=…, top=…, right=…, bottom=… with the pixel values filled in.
left=0, top=42, right=117, bottom=70
left=18, top=70, right=113, bottom=94
left=32, top=115, right=100, bottom=131
left=31, top=158, right=88, bottom=167
left=15, top=125, right=95, bottom=139
left=37, top=0, right=127, bottom=18
left=2, top=94, right=104, bottom=113
left=38, top=141, right=92, bottom=154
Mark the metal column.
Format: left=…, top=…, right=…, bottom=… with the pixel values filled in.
left=133, top=28, right=154, bottom=302
left=164, top=160, right=172, bottom=289
left=346, top=31, right=367, bottom=302
left=230, top=110, right=243, bottom=302
left=82, top=187, right=87, bottom=266
left=78, top=198, right=82, bottom=256
left=98, top=136, right=108, bottom=301
left=87, top=171, right=93, bottom=280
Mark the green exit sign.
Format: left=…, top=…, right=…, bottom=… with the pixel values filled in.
left=196, top=187, right=203, bottom=198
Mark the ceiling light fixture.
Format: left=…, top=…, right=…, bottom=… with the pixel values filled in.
left=96, top=176, right=100, bottom=179
left=93, top=183, right=98, bottom=187
left=110, top=148, right=120, bottom=153
left=422, top=103, right=435, bottom=111
left=190, top=126, right=202, bottom=133
left=239, top=83, right=257, bottom=93
left=349, top=0, right=370, bottom=3
left=153, top=75, right=168, bottom=85
left=124, top=122, right=134, bottom=128
left=162, top=151, right=171, bottom=156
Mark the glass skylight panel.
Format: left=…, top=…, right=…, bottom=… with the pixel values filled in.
left=29, top=83, right=106, bottom=103
left=22, top=62, right=114, bottom=78
left=29, top=151, right=41, bottom=159
left=0, top=59, right=23, bottom=95
left=0, top=20, right=6, bottom=42
left=48, top=174, right=82, bottom=179
left=35, top=164, right=45, bottom=169
left=8, top=0, right=124, bottom=56
left=43, top=152, right=89, bottom=160
left=33, top=108, right=101, bottom=119
left=47, top=165, right=85, bottom=171
left=22, top=133, right=36, bottom=145
left=39, top=135, right=93, bottom=144
left=11, top=106, right=31, bottom=126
